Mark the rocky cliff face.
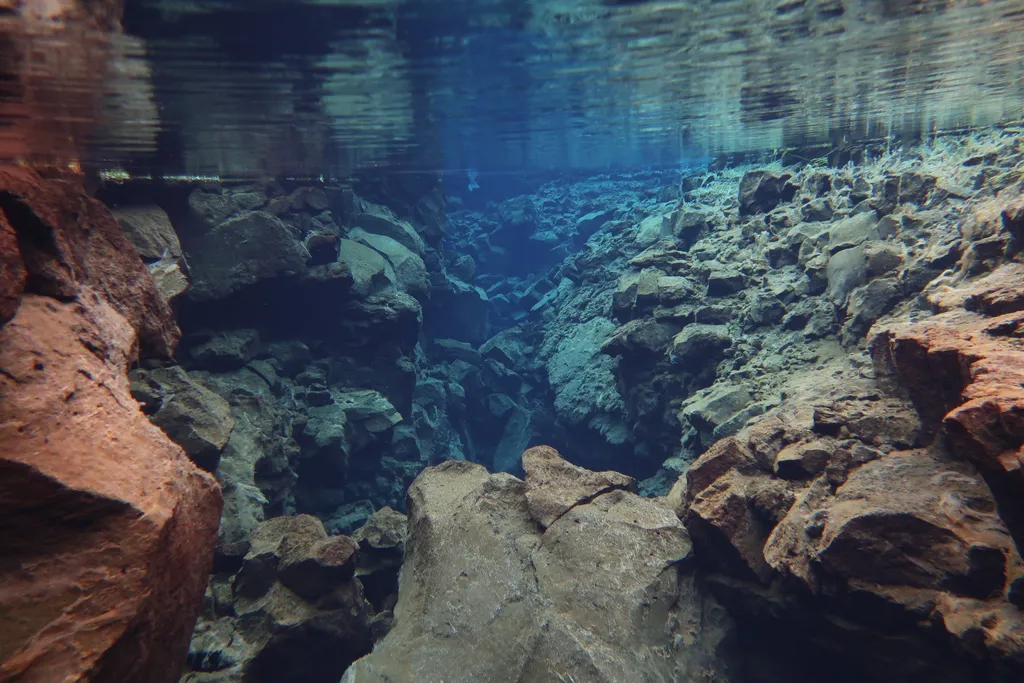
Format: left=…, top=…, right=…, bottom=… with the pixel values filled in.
left=0, top=167, right=222, bottom=682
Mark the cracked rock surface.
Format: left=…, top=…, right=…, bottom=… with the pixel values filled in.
left=342, top=448, right=734, bottom=683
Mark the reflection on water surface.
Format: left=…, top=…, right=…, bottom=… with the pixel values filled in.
left=2, top=0, right=1023, bottom=178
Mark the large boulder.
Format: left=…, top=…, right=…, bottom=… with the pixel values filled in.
left=0, top=169, right=221, bottom=683
left=0, top=167, right=178, bottom=356
left=343, top=449, right=734, bottom=682
left=349, top=228, right=429, bottom=298
left=184, top=211, right=310, bottom=301
left=352, top=204, right=426, bottom=255
left=738, top=170, right=799, bottom=215
left=130, top=365, right=236, bottom=472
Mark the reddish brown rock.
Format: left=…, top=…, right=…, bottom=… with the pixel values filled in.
left=0, top=168, right=221, bottom=683
left=677, top=264, right=1024, bottom=682
left=0, top=166, right=179, bottom=357
left=0, top=295, right=222, bottom=683
left=0, top=208, right=25, bottom=324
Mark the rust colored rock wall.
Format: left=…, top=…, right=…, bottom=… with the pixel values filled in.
left=0, top=167, right=222, bottom=683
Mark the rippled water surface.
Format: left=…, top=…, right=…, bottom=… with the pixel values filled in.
left=4, top=0, right=1024, bottom=178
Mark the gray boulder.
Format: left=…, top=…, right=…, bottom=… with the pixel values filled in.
left=342, top=449, right=734, bottom=683
left=738, top=170, right=798, bottom=215
left=114, top=204, right=183, bottom=262
left=337, top=238, right=393, bottom=298
left=349, top=228, right=429, bottom=298
left=353, top=204, right=426, bottom=255
left=185, top=211, right=309, bottom=301
left=114, top=205, right=190, bottom=300
left=130, top=365, right=235, bottom=472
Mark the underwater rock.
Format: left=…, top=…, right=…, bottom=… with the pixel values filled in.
left=0, top=209, right=25, bottom=324
left=681, top=381, right=755, bottom=448
left=115, top=204, right=184, bottom=262
left=182, top=516, right=373, bottom=683
left=353, top=203, right=426, bottom=256
left=115, top=205, right=192, bottom=300
left=0, top=170, right=219, bottom=683
left=872, top=278, right=1024, bottom=544
left=678, top=261, right=1024, bottom=682
left=738, top=170, right=799, bottom=215
left=342, top=452, right=734, bottom=683
left=184, top=210, right=310, bottom=301
left=337, top=237, right=394, bottom=298
left=349, top=228, right=429, bottom=298
left=423, top=276, right=489, bottom=344
left=187, top=328, right=262, bottom=371
left=352, top=506, right=407, bottom=614
left=131, top=365, right=235, bottom=472
left=522, top=444, right=636, bottom=527
left=0, top=167, right=179, bottom=356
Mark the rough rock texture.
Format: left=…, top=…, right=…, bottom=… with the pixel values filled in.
left=115, top=204, right=190, bottom=300
left=181, top=516, right=372, bottom=683
left=130, top=365, right=236, bottom=472
left=0, top=169, right=221, bottom=683
left=343, top=450, right=734, bottom=682
left=0, top=208, right=25, bottom=324
left=522, top=444, right=636, bottom=527
left=676, top=259, right=1024, bottom=683
left=184, top=210, right=310, bottom=301
left=0, top=167, right=179, bottom=357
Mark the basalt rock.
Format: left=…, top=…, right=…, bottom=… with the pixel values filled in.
left=182, top=516, right=373, bottom=683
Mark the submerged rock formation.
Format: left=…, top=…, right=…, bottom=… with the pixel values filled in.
left=343, top=446, right=734, bottom=683
left=676, top=251, right=1024, bottom=681
left=183, top=515, right=373, bottom=683
left=0, top=168, right=222, bottom=682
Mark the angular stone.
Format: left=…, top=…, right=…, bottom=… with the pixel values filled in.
left=131, top=365, right=235, bottom=472
left=343, top=457, right=733, bottom=682
left=739, top=170, right=798, bottom=215
left=0, top=167, right=178, bottom=357
left=279, top=534, right=359, bottom=602
left=681, top=382, right=753, bottom=447
left=337, top=238, right=392, bottom=298
left=187, top=328, right=261, bottom=371
left=114, top=204, right=183, bottom=262
left=828, top=212, right=879, bottom=253
left=185, top=211, right=309, bottom=301
left=353, top=204, right=426, bottom=255
left=669, top=323, right=732, bottom=361
left=350, top=228, right=428, bottom=298
left=522, top=445, right=636, bottom=527
left=773, top=439, right=833, bottom=479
